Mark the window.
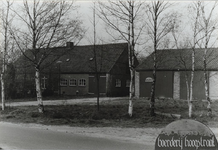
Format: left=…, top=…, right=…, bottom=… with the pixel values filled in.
left=69, top=79, right=77, bottom=86
left=60, top=79, right=68, bottom=86
left=79, top=79, right=86, bottom=86
left=126, top=79, right=130, bottom=87
left=41, top=76, right=47, bottom=89
left=115, top=79, right=121, bottom=87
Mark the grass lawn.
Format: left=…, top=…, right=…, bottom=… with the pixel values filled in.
left=0, top=98, right=217, bottom=128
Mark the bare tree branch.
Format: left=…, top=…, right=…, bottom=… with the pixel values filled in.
left=10, top=0, right=85, bottom=113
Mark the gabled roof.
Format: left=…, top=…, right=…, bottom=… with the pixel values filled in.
left=136, top=48, right=218, bottom=71
left=14, top=46, right=71, bottom=74
left=56, top=43, right=128, bottom=73
left=15, top=43, right=128, bottom=74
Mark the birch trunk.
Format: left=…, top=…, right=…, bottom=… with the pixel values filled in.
left=150, top=59, right=156, bottom=116
left=187, top=1, right=201, bottom=118
left=1, top=21, right=6, bottom=110
left=97, top=1, right=143, bottom=116
left=203, top=49, right=212, bottom=116
left=150, top=3, right=158, bottom=117
left=35, top=67, right=44, bottom=113
left=128, top=67, right=135, bottom=117
left=150, top=20, right=157, bottom=116
left=1, top=0, right=11, bottom=111
left=145, top=1, right=174, bottom=116
left=128, top=1, right=135, bottom=117
left=202, top=15, right=211, bottom=117
left=188, top=100, right=193, bottom=118
left=1, top=73, right=5, bottom=110
left=189, top=49, right=195, bottom=118
left=185, top=73, right=190, bottom=100
left=200, top=1, right=217, bottom=117
left=204, top=71, right=212, bottom=116
left=128, top=40, right=135, bottom=116
left=1, top=37, right=6, bottom=111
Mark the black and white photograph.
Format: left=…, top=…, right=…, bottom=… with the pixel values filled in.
left=0, top=0, right=218, bottom=149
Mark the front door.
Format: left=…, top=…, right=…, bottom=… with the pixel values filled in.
left=89, top=75, right=106, bottom=94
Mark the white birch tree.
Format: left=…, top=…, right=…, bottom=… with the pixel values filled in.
left=98, top=0, right=144, bottom=117
left=187, top=1, right=203, bottom=118
left=144, top=1, right=176, bottom=116
left=10, top=0, right=85, bottom=113
left=198, top=1, right=218, bottom=117
left=0, top=0, right=15, bottom=110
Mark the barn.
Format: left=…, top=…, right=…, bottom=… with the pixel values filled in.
left=135, top=48, right=218, bottom=100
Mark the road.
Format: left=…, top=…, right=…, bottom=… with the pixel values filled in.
left=3, top=98, right=218, bottom=150
left=0, top=122, right=148, bottom=150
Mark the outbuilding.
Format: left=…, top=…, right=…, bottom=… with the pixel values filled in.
left=135, top=48, right=218, bottom=100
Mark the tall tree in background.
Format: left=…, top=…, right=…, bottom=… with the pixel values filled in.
left=0, top=0, right=15, bottom=110
left=199, top=1, right=218, bottom=117
left=144, top=1, right=176, bottom=116
left=98, top=0, right=144, bottom=117
left=10, top=0, right=85, bottom=113
left=92, top=2, right=101, bottom=111
left=187, top=1, right=202, bottom=118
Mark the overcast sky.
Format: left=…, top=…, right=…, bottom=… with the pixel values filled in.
left=2, top=0, right=218, bottom=56
left=77, top=1, right=218, bottom=48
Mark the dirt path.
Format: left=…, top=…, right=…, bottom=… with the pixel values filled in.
left=5, top=97, right=126, bottom=107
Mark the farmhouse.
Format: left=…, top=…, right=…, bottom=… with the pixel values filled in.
left=135, top=48, right=218, bottom=100
left=14, top=42, right=131, bottom=97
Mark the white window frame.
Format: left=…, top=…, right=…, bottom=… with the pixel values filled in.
left=126, top=79, right=130, bottom=87
left=60, top=79, right=68, bottom=86
left=41, top=76, right=47, bottom=90
left=115, top=79, right=121, bottom=87
left=69, top=78, right=77, bottom=86
left=79, top=78, right=86, bottom=86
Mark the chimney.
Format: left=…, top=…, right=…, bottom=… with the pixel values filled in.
left=66, top=42, right=74, bottom=48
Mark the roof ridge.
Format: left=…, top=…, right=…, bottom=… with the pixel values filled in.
left=157, top=47, right=218, bottom=51
left=76, top=42, right=128, bottom=47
